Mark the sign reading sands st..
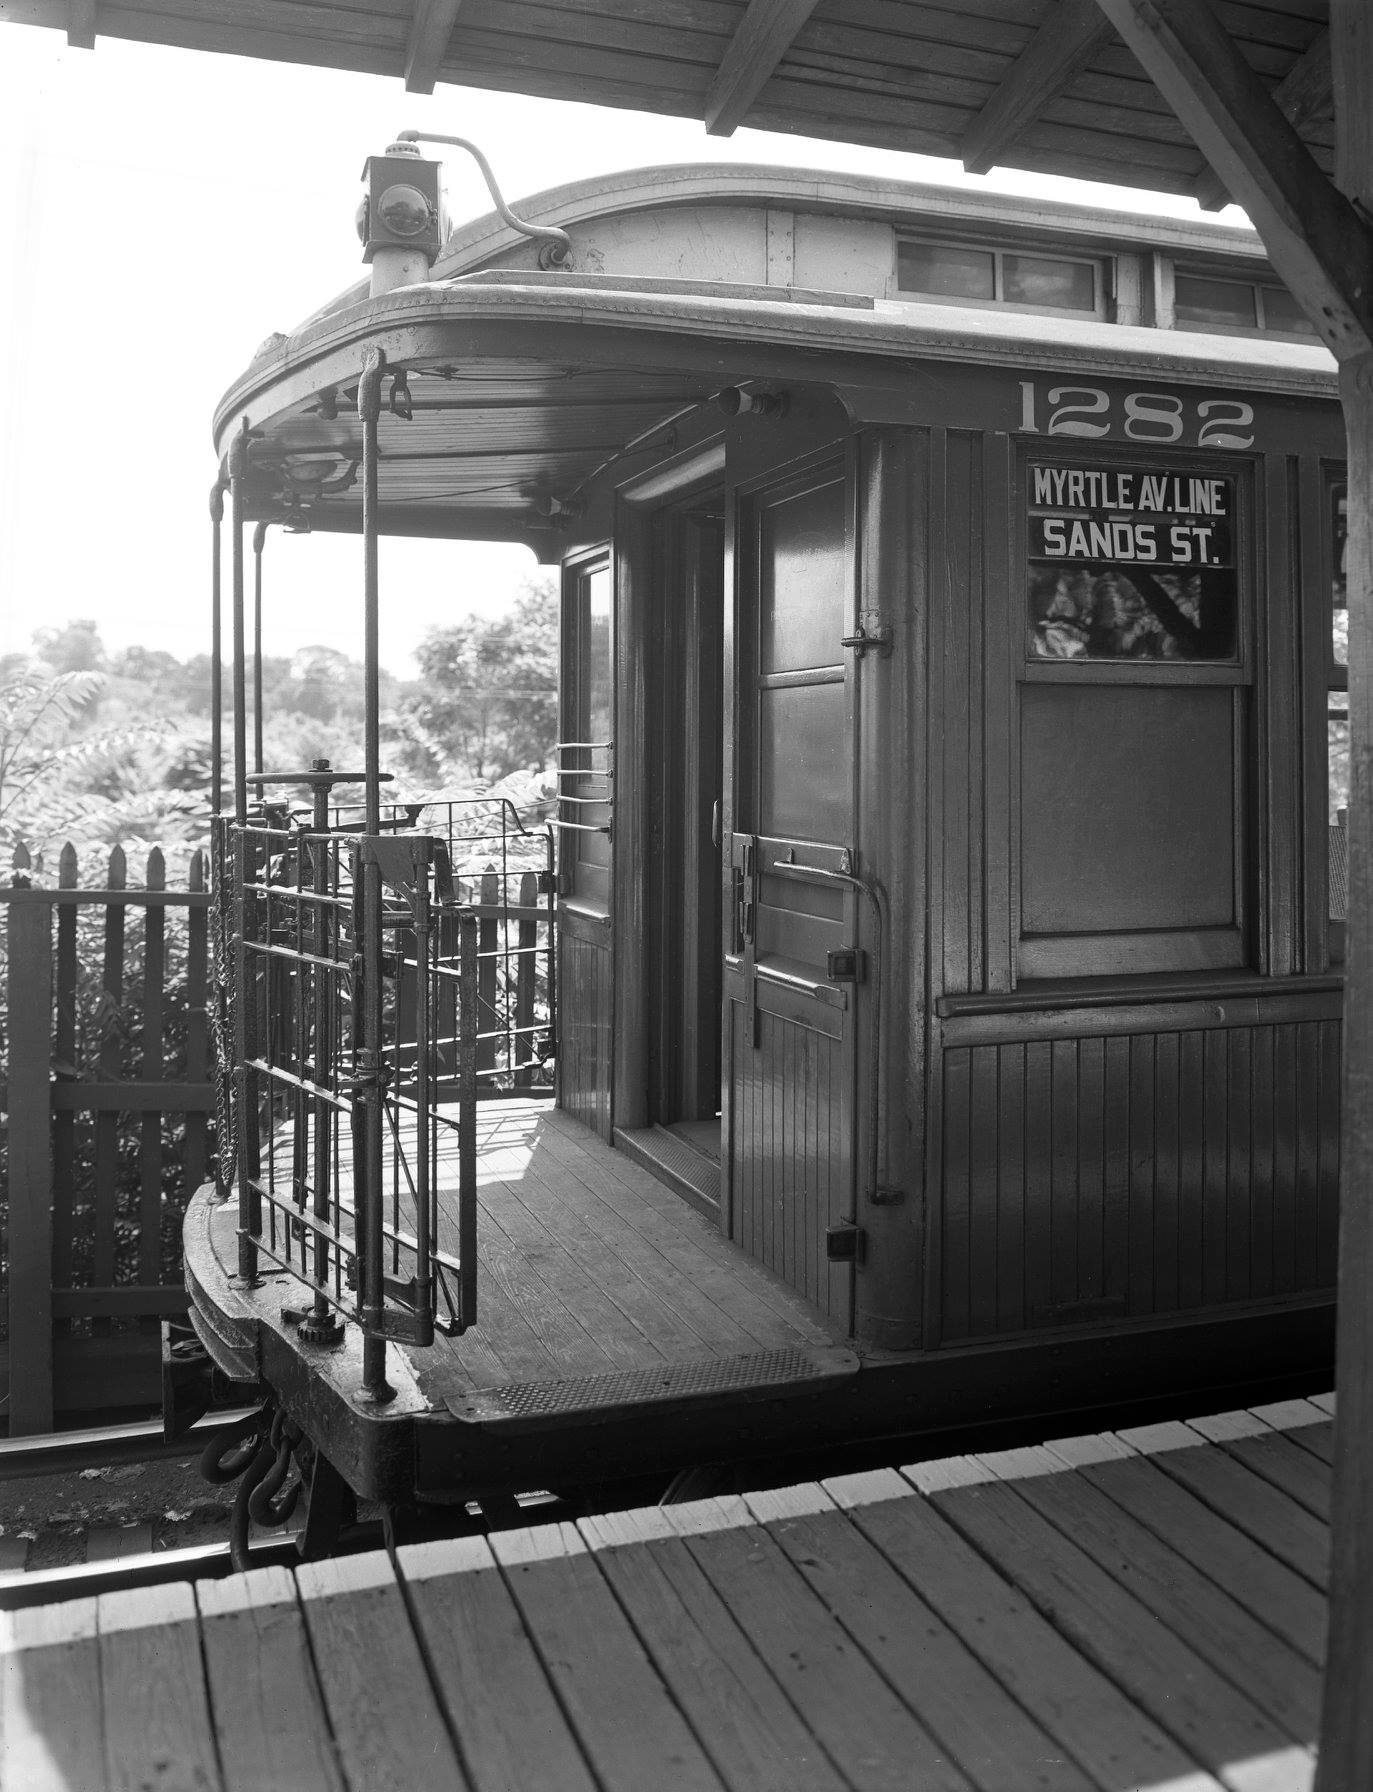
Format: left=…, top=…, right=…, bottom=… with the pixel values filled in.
left=1028, top=463, right=1235, bottom=568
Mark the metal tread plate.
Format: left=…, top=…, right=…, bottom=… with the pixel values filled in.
left=444, top=1343, right=859, bottom=1430
left=614, top=1124, right=721, bottom=1206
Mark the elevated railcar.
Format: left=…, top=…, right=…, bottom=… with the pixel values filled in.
left=184, top=154, right=1343, bottom=1543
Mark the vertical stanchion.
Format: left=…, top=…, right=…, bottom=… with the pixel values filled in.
left=302, top=765, right=343, bottom=1346
left=229, top=421, right=259, bottom=1283
left=458, top=907, right=479, bottom=1327
left=413, top=843, right=434, bottom=1345
left=252, top=522, right=268, bottom=776
left=356, top=348, right=394, bottom=1402
left=209, top=477, right=226, bottom=818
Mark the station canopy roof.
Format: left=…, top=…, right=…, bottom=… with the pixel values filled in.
left=7, top=1, right=1333, bottom=211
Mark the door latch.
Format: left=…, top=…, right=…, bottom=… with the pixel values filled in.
left=826, top=947, right=866, bottom=983
left=839, top=619, right=893, bottom=658
left=826, top=1220, right=865, bottom=1262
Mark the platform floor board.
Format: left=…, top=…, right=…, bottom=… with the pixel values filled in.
left=266, top=1101, right=844, bottom=1407
left=1, top=1402, right=1327, bottom=1792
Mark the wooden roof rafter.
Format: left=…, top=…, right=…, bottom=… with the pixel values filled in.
left=404, top=0, right=465, bottom=96
left=960, top=0, right=1115, bottom=177
left=67, top=0, right=94, bottom=49
left=704, top=0, right=822, bottom=137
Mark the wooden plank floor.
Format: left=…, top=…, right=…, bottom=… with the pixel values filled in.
left=249, top=1100, right=847, bottom=1407
left=2, top=1399, right=1331, bottom=1791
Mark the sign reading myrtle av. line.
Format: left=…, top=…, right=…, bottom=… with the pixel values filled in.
left=1028, top=463, right=1234, bottom=568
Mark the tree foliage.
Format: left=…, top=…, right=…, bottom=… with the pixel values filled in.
left=396, top=577, right=558, bottom=787
left=2, top=576, right=560, bottom=851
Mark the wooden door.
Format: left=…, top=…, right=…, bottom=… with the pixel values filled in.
left=724, top=462, right=857, bottom=1329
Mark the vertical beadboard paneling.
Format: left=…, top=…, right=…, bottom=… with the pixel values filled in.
left=996, top=1040, right=1027, bottom=1334
left=936, top=1017, right=1341, bottom=1343
left=731, top=1002, right=852, bottom=1326
left=557, top=930, right=612, bottom=1141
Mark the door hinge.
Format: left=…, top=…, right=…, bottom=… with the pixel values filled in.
left=826, top=1220, right=865, bottom=1262
left=826, top=947, right=866, bottom=983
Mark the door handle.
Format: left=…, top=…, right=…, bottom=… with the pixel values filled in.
left=711, top=798, right=721, bottom=849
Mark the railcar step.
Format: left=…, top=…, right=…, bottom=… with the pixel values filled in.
left=445, top=1344, right=858, bottom=1430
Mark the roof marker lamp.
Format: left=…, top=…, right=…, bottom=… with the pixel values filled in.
left=359, top=138, right=445, bottom=295
left=389, top=370, right=414, bottom=421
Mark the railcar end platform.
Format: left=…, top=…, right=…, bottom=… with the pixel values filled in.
left=182, top=1101, right=1334, bottom=1508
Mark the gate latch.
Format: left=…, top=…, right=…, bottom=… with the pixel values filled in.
left=826, top=1220, right=865, bottom=1262
left=826, top=947, right=866, bottom=983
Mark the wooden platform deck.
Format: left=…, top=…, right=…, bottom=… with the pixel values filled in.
left=1, top=1398, right=1332, bottom=1791
left=426, top=1101, right=844, bottom=1396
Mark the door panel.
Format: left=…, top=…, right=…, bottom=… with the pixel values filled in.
left=726, top=463, right=857, bottom=1329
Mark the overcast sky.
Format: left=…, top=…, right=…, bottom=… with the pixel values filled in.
left=0, top=21, right=1247, bottom=677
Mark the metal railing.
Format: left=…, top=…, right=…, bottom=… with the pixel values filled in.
left=215, top=814, right=480, bottom=1396
left=328, top=796, right=557, bottom=1093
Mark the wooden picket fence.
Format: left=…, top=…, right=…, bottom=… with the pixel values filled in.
left=1, top=841, right=213, bottom=1433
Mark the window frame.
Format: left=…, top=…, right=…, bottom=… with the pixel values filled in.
left=892, top=231, right=1106, bottom=320
left=1013, top=442, right=1254, bottom=982
left=1172, top=262, right=1319, bottom=342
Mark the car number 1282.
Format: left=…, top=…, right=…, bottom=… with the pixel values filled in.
left=1018, top=381, right=1255, bottom=449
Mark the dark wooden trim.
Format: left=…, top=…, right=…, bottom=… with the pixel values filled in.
left=941, top=983, right=1343, bottom=1049
left=1318, top=11, right=1373, bottom=1781
left=704, top=0, right=821, bottom=137
left=403, top=0, right=464, bottom=94
left=940, top=970, right=1342, bottom=1019
left=1196, top=29, right=1331, bottom=211
left=961, top=0, right=1113, bottom=177
left=1260, top=449, right=1301, bottom=977
left=611, top=506, right=649, bottom=1133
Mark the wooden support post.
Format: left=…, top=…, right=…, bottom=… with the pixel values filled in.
left=7, top=894, right=54, bottom=1434
left=1316, top=9, right=1373, bottom=1786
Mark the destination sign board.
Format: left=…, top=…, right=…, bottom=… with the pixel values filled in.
left=1028, top=464, right=1234, bottom=568
left=1027, top=462, right=1239, bottom=662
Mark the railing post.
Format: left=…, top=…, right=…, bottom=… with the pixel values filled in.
left=477, top=867, right=499, bottom=1082
left=7, top=884, right=55, bottom=1433
left=356, top=347, right=393, bottom=1404
left=515, top=869, right=538, bottom=1086
left=458, top=907, right=479, bottom=1327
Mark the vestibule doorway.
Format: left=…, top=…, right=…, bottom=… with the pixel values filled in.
left=641, top=494, right=726, bottom=1208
